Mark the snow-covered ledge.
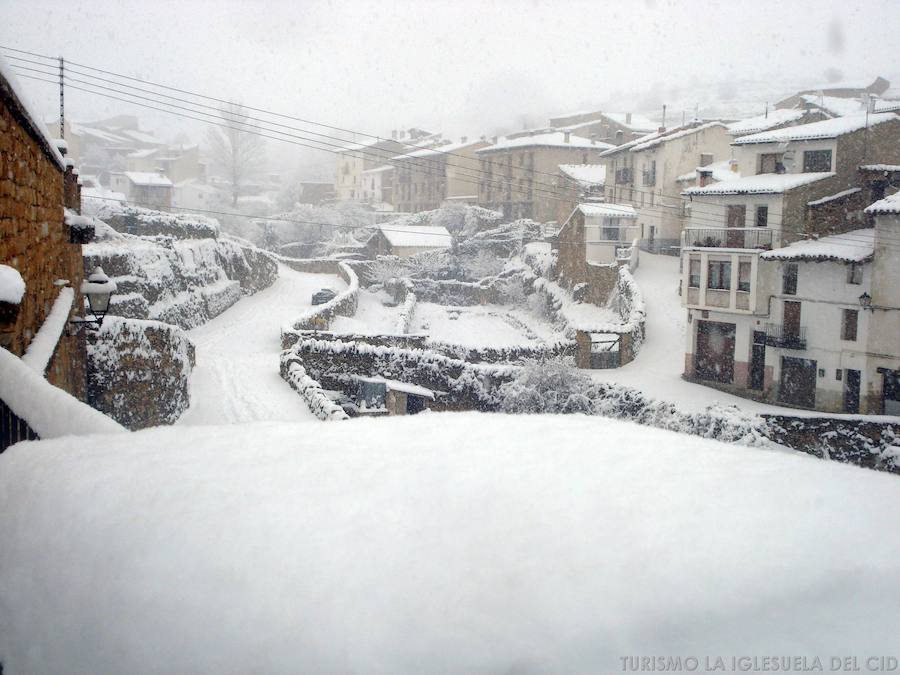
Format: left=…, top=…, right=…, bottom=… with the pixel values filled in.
left=0, top=346, right=125, bottom=439
left=21, top=286, right=75, bottom=375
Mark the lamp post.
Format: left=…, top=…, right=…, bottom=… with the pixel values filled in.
left=858, top=292, right=873, bottom=312
left=70, top=266, right=117, bottom=331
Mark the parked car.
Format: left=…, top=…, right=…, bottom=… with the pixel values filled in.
left=312, top=288, right=338, bottom=305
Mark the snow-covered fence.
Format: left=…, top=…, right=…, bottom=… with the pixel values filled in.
left=280, top=356, right=349, bottom=421
left=0, top=346, right=125, bottom=447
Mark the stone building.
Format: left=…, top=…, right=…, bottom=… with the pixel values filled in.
left=392, top=138, right=488, bottom=213
left=677, top=112, right=900, bottom=413
left=549, top=110, right=657, bottom=146
left=0, top=61, right=89, bottom=405
left=476, top=131, right=613, bottom=223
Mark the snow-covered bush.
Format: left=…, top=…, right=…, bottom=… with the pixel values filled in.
left=498, top=357, right=595, bottom=414
left=463, top=250, right=506, bottom=280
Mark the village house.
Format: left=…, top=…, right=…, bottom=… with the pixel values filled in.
left=476, top=131, right=613, bottom=223
left=109, top=171, right=174, bottom=210
left=172, top=178, right=225, bottom=211
left=677, top=112, right=900, bottom=413
left=775, top=76, right=891, bottom=110
left=549, top=110, right=657, bottom=146
left=334, top=128, right=438, bottom=203
left=555, top=203, right=639, bottom=306
left=366, top=223, right=452, bottom=258
left=601, top=121, right=733, bottom=253
left=392, top=137, right=488, bottom=214
left=1, top=61, right=91, bottom=448
left=297, top=179, right=334, bottom=205
left=360, top=165, right=394, bottom=208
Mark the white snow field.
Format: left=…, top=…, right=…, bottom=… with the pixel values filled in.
left=329, top=287, right=403, bottom=335
left=413, top=302, right=558, bottom=347
left=177, top=265, right=345, bottom=424
left=1, top=413, right=899, bottom=675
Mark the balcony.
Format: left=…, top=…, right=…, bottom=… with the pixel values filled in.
left=764, top=323, right=807, bottom=350
left=682, top=227, right=773, bottom=250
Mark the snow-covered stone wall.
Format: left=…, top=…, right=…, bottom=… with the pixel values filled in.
left=87, top=316, right=195, bottom=430
left=83, top=223, right=277, bottom=330
left=281, top=258, right=359, bottom=331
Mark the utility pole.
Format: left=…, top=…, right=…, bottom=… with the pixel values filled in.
left=58, top=57, right=64, bottom=139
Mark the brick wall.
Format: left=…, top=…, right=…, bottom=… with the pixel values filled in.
left=0, top=84, right=86, bottom=400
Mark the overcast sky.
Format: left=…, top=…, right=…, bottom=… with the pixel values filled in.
left=3, top=0, right=898, bottom=174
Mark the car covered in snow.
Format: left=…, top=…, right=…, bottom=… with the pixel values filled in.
left=311, top=288, right=338, bottom=305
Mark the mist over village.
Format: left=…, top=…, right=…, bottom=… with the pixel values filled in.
left=1, top=1, right=899, bottom=673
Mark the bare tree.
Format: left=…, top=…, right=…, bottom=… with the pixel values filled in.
left=206, top=103, right=266, bottom=207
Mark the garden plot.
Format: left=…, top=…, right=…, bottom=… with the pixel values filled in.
left=330, top=287, right=404, bottom=335
left=411, top=302, right=560, bottom=348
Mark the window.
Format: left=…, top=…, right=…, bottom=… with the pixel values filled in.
left=758, top=153, right=783, bottom=174
left=847, top=263, right=862, bottom=285
left=707, top=260, right=731, bottom=290
left=803, top=149, right=832, bottom=172
left=689, top=258, right=701, bottom=288
left=738, top=261, right=751, bottom=292
left=841, top=309, right=858, bottom=341
left=755, top=205, right=768, bottom=227
left=782, top=263, right=798, bottom=295
left=699, top=152, right=713, bottom=167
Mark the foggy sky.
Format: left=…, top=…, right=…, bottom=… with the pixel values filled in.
left=3, top=0, right=898, bottom=173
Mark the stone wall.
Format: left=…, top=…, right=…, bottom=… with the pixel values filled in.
left=0, top=75, right=86, bottom=400
left=86, top=316, right=195, bottom=430
left=282, top=258, right=359, bottom=330
left=98, top=204, right=220, bottom=239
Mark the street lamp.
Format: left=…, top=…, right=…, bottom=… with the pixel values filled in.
left=70, top=266, right=117, bottom=331
left=858, top=292, right=873, bottom=312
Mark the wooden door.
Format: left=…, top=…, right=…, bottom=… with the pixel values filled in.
left=843, top=369, right=860, bottom=414
left=695, top=321, right=736, bottom=384
left=783, top=301, right=801, bottom=340
left=778, top=357, right=817, bottom=408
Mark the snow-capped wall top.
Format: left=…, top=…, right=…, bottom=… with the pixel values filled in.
left=558, top=164, right=607, bottom=185
left=0, top=264, right=26, bottom=304
left=682, top=172, right=835, bottom=196
left=676, top=160, right=740, bottom=183
left=476, top=131, right=605, bottom=153
left=733, top=112, right=898, bottom=144
left=0, top=53, right=66, bottom=170
left=760, top=228, right=875, bottom=263
left=380, top=224, right=451, bottom=249
left=727, top=109, right=807, bottom=136
left=865, top=190, right=900, bottom=214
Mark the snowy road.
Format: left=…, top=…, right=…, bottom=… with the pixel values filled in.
left=177, top=265, right=346, bottom=425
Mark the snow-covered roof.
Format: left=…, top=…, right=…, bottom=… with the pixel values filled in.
left=379, top=224, right=451, bottom=249
left=865, top=190, right=900, bottom=215
left=859, top=164, right=900, bottom=172
left=676, top=160, right=740, bottom=183
left=682, top=172, right=835, bottom=196
left=807, top=187, right=861, bottom=207
left=727, top=109, right=807, bottom=135
left=124, top=172, right=174, bottom=187
left=603, top=112, right=657, bottom=132
left=0, top=264, right=26, bottom=304
left=0, top=54, right=66, bottom=170
left=127, top=148, right=158, bottom=159
left=392, top=138, right=486, bottom=161
left=558, top=164, right=606, bottom=185
left=801, top=94, right=866, bottom=117
left=362, top=164, right=394, bottom=174
left=598, top=130, right=662, bottom=157
left=733, top=112, right=898, bottom=144
left=356, top=376, right=435, bottom=400
left=630, top=122, right=727, bottom=153
left=760, top=229, right=875, bottom=263
left=577, top=203, right=637, bottom=218
left=476, top=131, right=603, bottom=153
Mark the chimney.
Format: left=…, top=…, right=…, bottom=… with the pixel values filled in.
left=564, top=131, right=571, bottom=143
left=729, top=159, right=739, bottom=173
left=460, top=136, right=468, bottom=144
left=625, top=112, right=632, bottom=125
left=659, top=105, right=667, bottom=134
left=698, top=169, right=713, bottom=187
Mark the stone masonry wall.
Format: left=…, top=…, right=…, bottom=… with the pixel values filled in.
left=0, top=83, right=86, bottom=400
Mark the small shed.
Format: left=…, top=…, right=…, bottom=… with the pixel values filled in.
left=355, top=376, right=435, bottom=415
left=369, top=224, right=451, bottom=258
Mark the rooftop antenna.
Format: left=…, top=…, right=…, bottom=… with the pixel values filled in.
left=765, top=102, right=768, bottom=119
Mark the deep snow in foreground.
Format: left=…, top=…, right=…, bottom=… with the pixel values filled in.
left=1, top=413, right=898, bottom=674
left=177, top=265, right=343, bottom=425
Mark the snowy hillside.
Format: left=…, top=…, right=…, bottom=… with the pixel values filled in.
left=1, top=413, right=899, bottom=674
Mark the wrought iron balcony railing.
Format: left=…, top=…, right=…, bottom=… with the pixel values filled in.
left=764, top=323, right=807, bottom=350
left=682, top=227, right=773, bottom=250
